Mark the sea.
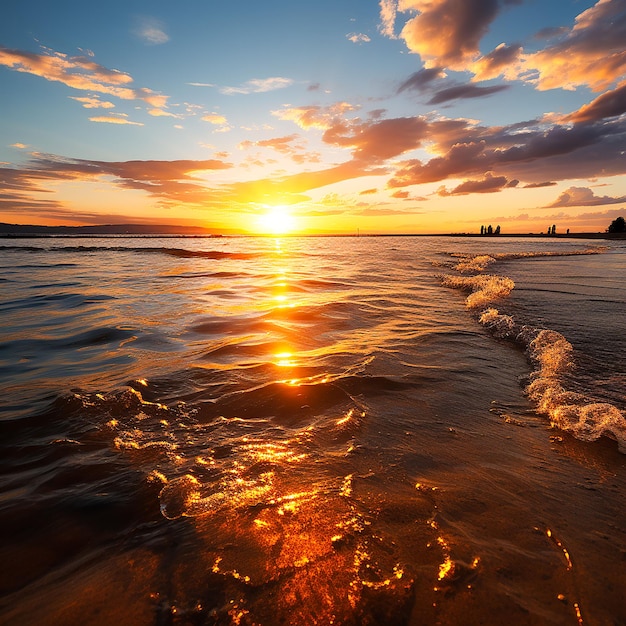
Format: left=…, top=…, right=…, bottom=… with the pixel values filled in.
left=0, top=234, right=625, bottom=625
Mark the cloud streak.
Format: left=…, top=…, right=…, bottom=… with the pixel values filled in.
left=546, top=186, right=626, bottom=208
left=133, top=17, right=170, bottom=45
left=220, top=77, right=294, bottom=95
left=0, top=45, right=169, bottom=109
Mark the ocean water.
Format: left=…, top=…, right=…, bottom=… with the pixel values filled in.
left=0, top=235, right=625, bottom=625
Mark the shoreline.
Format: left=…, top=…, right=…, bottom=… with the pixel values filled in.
left=2, top=231, right=625, bottom=240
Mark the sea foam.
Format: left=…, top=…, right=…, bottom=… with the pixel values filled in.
left=442, top=250, right=626, bottom=452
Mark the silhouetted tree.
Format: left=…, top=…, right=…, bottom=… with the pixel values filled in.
left=494, top=225, right=501, bottom=235
left=607, top=216, right=626, bottom=233
left=487, top=224, right=493, bottom=235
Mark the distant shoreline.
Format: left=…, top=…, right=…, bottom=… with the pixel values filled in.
left=1, top=222, right=625, bottom=240
left=2, top=232, right=625, bottom=240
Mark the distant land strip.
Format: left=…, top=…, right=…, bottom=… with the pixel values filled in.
left=1, top=222, right=625, bottom=239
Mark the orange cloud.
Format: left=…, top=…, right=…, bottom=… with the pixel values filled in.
left=436, top=172, right=511, bottom=195
left=565, top=82, right=626, bottom=123
left=389, top=114, right=626, bottom=189
left=148, top=108, right=181, bottom=118
left=394, top=0, right=506, bottom=69
left=89, top=114, right=144, bottom=126
left=0, top=46, right=169, bottom=109
left=519, top=0, right=626, bottom=91
left=0, top=156, right=235, bottom=214
left=471, top=43, right=522, bottom=81
left=202, top=113, right=228, bottom=125
left=69, top=95, right=115, bottom=109
left=546, top=186, right=626, bottom=208
left=273, top=102, right=360, bottom=130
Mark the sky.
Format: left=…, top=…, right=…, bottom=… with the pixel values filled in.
left=1, top=0, right=625, bottom=235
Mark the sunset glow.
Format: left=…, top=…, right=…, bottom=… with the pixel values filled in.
left=1, top=1, right=625, bottom=234
left=257, top=206, right=297, bottom=235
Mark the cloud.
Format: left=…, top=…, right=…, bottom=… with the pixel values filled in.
left=359, top=188, right=378, bottom=195
left=220, top=77, right=293, bottom=95
left=546, top=186, right=626, bottom=208
left=471, top=43, right=522, bottom=81
left=11, top=143, right=28, bottom=149
left=397, top=67, right=446, bottom=93
left=427, top=83, right=509, bottom=104
left=565, top=81, right=626, bottom=123
left=357, top=206, right=424, bottom=216
left=392, top=0, right=510, bottom=69
left=519, top=0, right=626, bottom=91
left=347, top=33, right=371, bottom=43
left=391, top=190, right=409, bottom=199
left=274, top=97, right=625, bottom=196
left=133, top=17, right=170, bottom=45
left=437, top=172, right=509, bottom=195
left=524, top=181, right=557, bottom=188
left=533, top=26, right=569, bottom=40
left=0, top=46, right=169, bottom=109
left=148, top=108, right=181, bottom=118
left=389, top=115, right=626, bottom=188
left=202, top=113, right=228, bottom=125
left=379, top=0, right=398, bottom=38
left=89, top=114, right=144, bottom=126
left=69, top=95, right=115, bottom=109
left=0, top=155, right=234, bottom=213
left=323, top=116, right=430, bottom=162
left=238, top=135, right=320, bottom=165
left=273, top=102, right=360, bottom=131
left=276, top=103, right=428, bottom=163
left=385, top=0, right=624, bottom=94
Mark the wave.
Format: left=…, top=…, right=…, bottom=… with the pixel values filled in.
left=442, top=250, right=626, bottom=452
left=447, top=247, right=607, bottom=273
left=0, top=245, right=253, bottom=260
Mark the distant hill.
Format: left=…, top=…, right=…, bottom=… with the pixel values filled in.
left=0, top=222, right=220, bottom=236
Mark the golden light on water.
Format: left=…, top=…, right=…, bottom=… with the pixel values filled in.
left=275, top=351, right=295, bottom=367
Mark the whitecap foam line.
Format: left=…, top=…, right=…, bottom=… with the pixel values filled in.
left=441, top=251, right=626, bottom=453
left=446, top=247, right=608, bottom=274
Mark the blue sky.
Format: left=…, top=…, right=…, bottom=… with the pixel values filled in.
left=1, top=0, right=625, bottom=233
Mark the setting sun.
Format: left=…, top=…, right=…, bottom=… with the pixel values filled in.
left=257, top=206, right=297, bottom=235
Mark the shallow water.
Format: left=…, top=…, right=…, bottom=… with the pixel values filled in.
left=1, top=235, right=625, bottom=625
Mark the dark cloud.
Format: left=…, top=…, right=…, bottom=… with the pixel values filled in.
left=472, top=43, right=522, bottom=80
left=533, top=26, right=569, bottom=40
left=427, top=83, right=509, bottom=104
left=524, top=181, right=557, bottom=188
left=437, top=172, right=509, bottom=195
left=566, top=82, right=626, bottom=123
left=388, top=116, right=626, bottom=189
left=397, top=67, right=445, bottom=93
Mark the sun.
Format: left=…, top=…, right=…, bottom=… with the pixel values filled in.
left=257, top=205, right=297, bottom=235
